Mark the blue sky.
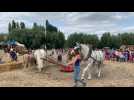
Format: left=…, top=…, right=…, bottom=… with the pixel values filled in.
left=0, top=12, right=134, bottom=39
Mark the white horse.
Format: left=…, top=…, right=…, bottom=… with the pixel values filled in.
left=72, top=43, right=104, bottom=80
left=23, top=48, right=60, bottom=72
left=33, top=49, right=46, bottom=72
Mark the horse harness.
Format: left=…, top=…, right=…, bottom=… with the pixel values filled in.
left=85, top=48, right=102, bottom=64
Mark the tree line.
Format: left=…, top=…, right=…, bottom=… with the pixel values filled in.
left=7, top=20, right=65, bottom=49
left=67, top=32, right=134, bottom=49
left=0, top=20, right=134, bottom=49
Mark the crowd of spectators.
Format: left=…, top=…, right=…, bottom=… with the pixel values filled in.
left=104, top=48, right=134, bottom=63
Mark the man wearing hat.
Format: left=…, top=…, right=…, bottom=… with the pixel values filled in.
left=67, top=43, right=86, bottom=87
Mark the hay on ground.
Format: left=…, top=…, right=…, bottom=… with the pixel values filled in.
left=0, top=61, right=23, bottom=72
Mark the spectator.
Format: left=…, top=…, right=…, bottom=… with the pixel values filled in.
left=115, top=50, right=119, bottom=61
left=132, top=50, right=134, bottom=62
left=105, top=50, right=110, bottom=60
left=10, top=48, right=17, bottom=61
left=129, top=50, right=133, bottom=62
left=123, top=50, right=128, bottom=62
left=121, top=51, right=125, bottom=62
left=110, top=49, right=115, bottom=61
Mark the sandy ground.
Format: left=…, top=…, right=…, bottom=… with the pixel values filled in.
left=0, top=50, right=134, bottom=87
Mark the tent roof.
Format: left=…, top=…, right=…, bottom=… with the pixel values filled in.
left=5, top=40, right=25, bottom=47
left=16, top=41, right=25, bottom=47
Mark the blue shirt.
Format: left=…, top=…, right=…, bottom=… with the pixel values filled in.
left=75, top=59, right=80, bottom=66
left=10, top=51, right=17, bottom=60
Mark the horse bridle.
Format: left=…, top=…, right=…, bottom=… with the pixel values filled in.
left=74, top=43, right=101, bottom=64
left=79, top=44, right=101, bottom=63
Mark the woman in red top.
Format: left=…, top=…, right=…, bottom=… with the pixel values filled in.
left=67, top=47, right=86, bottom=87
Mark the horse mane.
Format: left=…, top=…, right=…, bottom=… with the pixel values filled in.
left=80, top=44, right=92, bottom=60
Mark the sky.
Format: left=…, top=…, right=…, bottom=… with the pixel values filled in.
left=1, top=12, right=134, bottom=39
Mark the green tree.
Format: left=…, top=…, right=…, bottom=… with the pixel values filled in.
left=20, top=22, right=25, bottom=29
left=16, top=22, right=20, bottom=29
left=8, top=20, right=65, bottom=49
left=33, top=22, right=38, bottom=29
left=46, top=20, right=58, bottom=32
left=12, top=20, right=16, bottom=30
left=66, top=33, right=99, bottom=48
left=0, top=34, right=8, bottom=42
left=100, top=32, right=112, bottom=48
left=8, top=23, right=12, bottom=32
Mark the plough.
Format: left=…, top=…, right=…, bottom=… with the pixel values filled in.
left=41, top=56, right=74, bottom=72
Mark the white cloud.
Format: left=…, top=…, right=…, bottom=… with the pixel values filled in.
left=0, top=12, right=134, bottom=37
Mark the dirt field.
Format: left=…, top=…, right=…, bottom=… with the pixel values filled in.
left=0, top=50, right=134, bottom=87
